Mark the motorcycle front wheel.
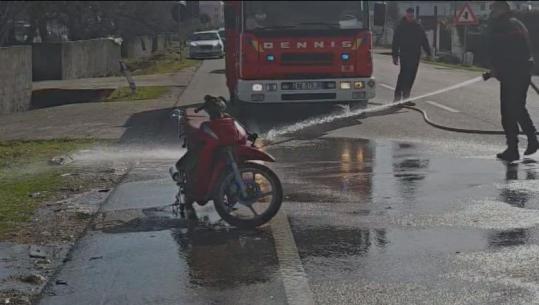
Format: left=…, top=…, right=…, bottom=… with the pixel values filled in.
left=214, top=162, right=283, bottom=229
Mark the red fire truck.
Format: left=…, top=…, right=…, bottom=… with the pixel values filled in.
left=223, top=1, right=375, bottom=107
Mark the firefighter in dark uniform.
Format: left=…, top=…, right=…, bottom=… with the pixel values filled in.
left=486, top=1, right=538, bottom=162
left=392, top=7, right=432, bottom=105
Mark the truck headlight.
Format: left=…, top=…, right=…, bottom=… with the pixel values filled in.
left=252, top=84, right=263, bottom=92
left=340, top=81, right=351, bottom=90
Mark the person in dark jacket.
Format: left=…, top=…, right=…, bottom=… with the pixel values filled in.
left=392, top=8, right=432, bottom=105
left=486, top=1, right=538, bottom=162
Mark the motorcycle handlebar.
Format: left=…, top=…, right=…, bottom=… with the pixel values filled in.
left=194, top=105, right=205, bottom=113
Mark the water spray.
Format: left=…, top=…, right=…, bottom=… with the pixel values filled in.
left=265, top=76, right=484, bottom=140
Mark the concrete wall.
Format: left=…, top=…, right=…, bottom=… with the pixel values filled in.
left=152, top=34, right=167, bottom=53
left=61, top=39, right=121, bottom=79
left=32, top=43, right=62, bottom=81
left=121, top=36, right=153, bottom=59
left=0, top=46, right=32, bottom=114
left=33, top=39, right=121, bottom=81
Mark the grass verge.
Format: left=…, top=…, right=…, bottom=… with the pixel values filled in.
left=125, top=50, right=199, bottom=76
left=0, top=139, right=109, bottom=235
left=105, top=86, right=170, bottom=102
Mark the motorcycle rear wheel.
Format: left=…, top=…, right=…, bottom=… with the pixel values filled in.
left=214, top=162, right=283, bottom=228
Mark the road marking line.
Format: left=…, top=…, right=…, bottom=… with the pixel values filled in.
left=425, top=100, right=460, bottom=113
left=271, top=209, right=315, bottom=305
left=380, top=83, right=395, bottom=90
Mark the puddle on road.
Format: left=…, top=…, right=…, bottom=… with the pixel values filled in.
left=268, top=137, right=539, bottom=212
left=60, top=135, right=539, bottom=303
left=265, top=137, right=539, bottom=295
left=171, top=227, right=280, bottom=288
left=91, top=198, right=283, bottom=290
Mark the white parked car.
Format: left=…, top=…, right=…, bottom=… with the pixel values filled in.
left=218, top=27, right=226, bottom=48
left=187, top=31, right=224, bottom=59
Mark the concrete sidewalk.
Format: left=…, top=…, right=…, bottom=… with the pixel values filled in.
left=0, top=67, right=200, bottom=141
left=177, top=58, right=228, bottom=106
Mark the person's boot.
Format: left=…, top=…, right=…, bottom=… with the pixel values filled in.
left=497, top=143, right=520, bottom=162
left=403, top=100, right=416, bottom=107
left=524, top=135, right=539, bottom=155
left=402, top=93, right=416, bottom=106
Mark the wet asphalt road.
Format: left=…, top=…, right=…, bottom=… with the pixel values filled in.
left=38, top=58, right=539, bottom=305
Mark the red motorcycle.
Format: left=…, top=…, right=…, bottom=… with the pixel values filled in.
left=170, top=95, right=283, bottom=228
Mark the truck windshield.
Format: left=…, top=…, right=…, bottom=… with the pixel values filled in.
left=190, top=33, right=219, bottom=41
left=244, top=1, right=365, bottom=32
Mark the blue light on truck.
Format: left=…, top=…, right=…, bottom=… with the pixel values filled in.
left=341, top=53, right=350, bottom=61
left=267, top=55, right=275, bottom=62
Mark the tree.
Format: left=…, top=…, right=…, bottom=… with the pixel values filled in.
left=1, top=1, right=195, bottom=45
left=0, top=1, right=29, bottom=46
left=12, top=1, right=179, bottom=43
left=199, top=13, right=211, bottom=25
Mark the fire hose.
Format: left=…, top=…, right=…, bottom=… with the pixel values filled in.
left=401, top=72, right=539, bottom=136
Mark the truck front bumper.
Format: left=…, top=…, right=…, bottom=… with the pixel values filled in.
left=236, top=77, right=376, bottom=104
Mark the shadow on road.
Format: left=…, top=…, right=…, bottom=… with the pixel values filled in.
left=210, top=69, right=226, bottom=74
left=119, top=107, right=181, bottom=146
left=31, top=88, right=114, bottom=109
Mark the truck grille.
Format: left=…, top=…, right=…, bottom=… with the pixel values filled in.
left=281, top=93, right=336, bottom=101
left=199, top=45, right=213, bottom=50
left=281, top=53, right=333, bottom=65
left=285, top=73, right=334, bottom=80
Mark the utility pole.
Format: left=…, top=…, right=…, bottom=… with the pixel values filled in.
left=176, top=1, right=186, bottom=58
left=176, top=1, right=183, bottom=46
left=433, top=5, right=438, bottom=56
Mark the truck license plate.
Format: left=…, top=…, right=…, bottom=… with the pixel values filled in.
left=282, top=81, right=322, bottom=90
